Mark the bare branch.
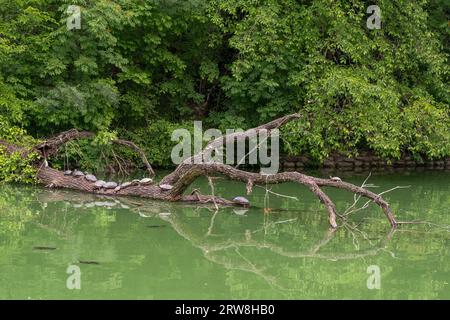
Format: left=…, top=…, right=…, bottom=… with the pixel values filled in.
left=35, top=129, right=154, bottom=176
left=1, top=112, right=400, bottom=229
left=112, top=139, right=155, bottom=177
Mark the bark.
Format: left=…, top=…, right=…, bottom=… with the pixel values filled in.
left=2, top=113, right=398, bottom=229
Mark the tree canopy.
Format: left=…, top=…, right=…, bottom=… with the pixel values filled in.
left=0, top=0, right=449, bottom=172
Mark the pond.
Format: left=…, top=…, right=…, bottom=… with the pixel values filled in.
left=0, top=170, right=449, bottom=299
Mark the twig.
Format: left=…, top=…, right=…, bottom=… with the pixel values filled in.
left=207, top=176, right=219, bottom=211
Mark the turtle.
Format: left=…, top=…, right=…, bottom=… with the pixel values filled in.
left=233, top=196, right=250, bottom=206
left=140, top=178, right=153, bottom=184
left=159, top=184, right=173, bottom=190
left=63, top=170, right=72, bottom=176
left=131, top=179, right=140, bottom=185
left=85, top=174, right=97, bottom=182
left=120, top=182, right=132, bottom=188
left=94, top=180, right=106, bottom=189
left=72, top=170, right=85, bottom=178
left=104, top=181, right=118, bottom=189
left=329, top=176, right=342, bottom=182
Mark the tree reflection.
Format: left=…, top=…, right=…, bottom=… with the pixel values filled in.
left=0, top=184, right=448, bottom=299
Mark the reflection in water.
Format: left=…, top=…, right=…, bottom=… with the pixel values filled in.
left=0, top=173, right=449, bottom=299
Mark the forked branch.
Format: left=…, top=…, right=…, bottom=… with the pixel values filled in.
left=2, top=113, right=398, bottom=229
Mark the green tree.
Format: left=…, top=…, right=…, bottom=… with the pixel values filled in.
left=0, top=0, right=448, bottom=172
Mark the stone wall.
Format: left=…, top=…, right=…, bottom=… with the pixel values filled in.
left=281, top=151, right=450, bottom=171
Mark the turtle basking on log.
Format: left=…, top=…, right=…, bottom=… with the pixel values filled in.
left=140, top=178, right=153, bottom=185
left=85, top=174, right=97, bottom=182
left=94, top=180, right=106, bottom=189
left=72, top=170, right=84, bottom=178
left=104, top=182, right=118, bottom=189
left=120, top=182, right=132, bottom=188
left=0, top=113, right=399, bottom=229
left=233, top=196, right=250, bottom=207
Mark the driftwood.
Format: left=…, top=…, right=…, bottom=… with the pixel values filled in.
left=0, top=114, right=398, bottom=229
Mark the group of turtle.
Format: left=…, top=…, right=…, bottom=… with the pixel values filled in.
left=63, top=170, right=249, bottom=205
left=63, top=170, right=176, bottom=192
left=64, top=170, right=155, bottom=192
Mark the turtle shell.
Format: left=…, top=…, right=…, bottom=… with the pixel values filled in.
left=73, top=170, right=84, bottom=177
left=104, top=182, right=118, bottom=189
left=94, top=180, right=106, bottom=188
left=233, top=196, right=250, bottom=205
left=85, top=174, right=97, bottom=182
left=120, top=182, right=132, bottom=188
left=159, top=184, right=173, bottom=190
left=140, top=178, right=153, bottom=184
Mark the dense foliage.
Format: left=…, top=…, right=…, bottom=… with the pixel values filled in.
left=0, top=116, right=38, bottom=183
left=0, top=0, right=448, bottom=174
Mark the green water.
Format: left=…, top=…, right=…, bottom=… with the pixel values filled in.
left=0, top=170, right=449, bottom=299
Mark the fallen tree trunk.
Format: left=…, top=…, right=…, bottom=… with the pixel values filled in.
left=1, top=113, right=398, bottom=229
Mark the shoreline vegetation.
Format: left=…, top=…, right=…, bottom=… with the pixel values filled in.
left=0, top=1, right=448, bottom=229
left=0, top=0, right=448, bottom=178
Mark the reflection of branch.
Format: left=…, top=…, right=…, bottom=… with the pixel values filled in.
left=204, top=250, right=295, bottom=295
left=31, top=190, right=403, bottom=294
left=396, top=220, right=450, bottom=232
left=208, top=229, right=395, bottom=292
left=138, top=206, right=398, bottom=261
left=307, top=228, right=337, bottom=254
left=343, top=221, right=374, bottom=247
left=203, top=229, right=396, bottom=261
left=206, top=210, right=219, bottom=236
left=162, top=211, right=398, bottom=292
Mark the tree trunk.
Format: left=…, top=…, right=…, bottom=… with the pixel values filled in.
left=1, top=114, right=398, bottom=229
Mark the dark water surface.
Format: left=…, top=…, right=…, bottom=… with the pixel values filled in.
left=0, top=170, right=448, bottom=299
